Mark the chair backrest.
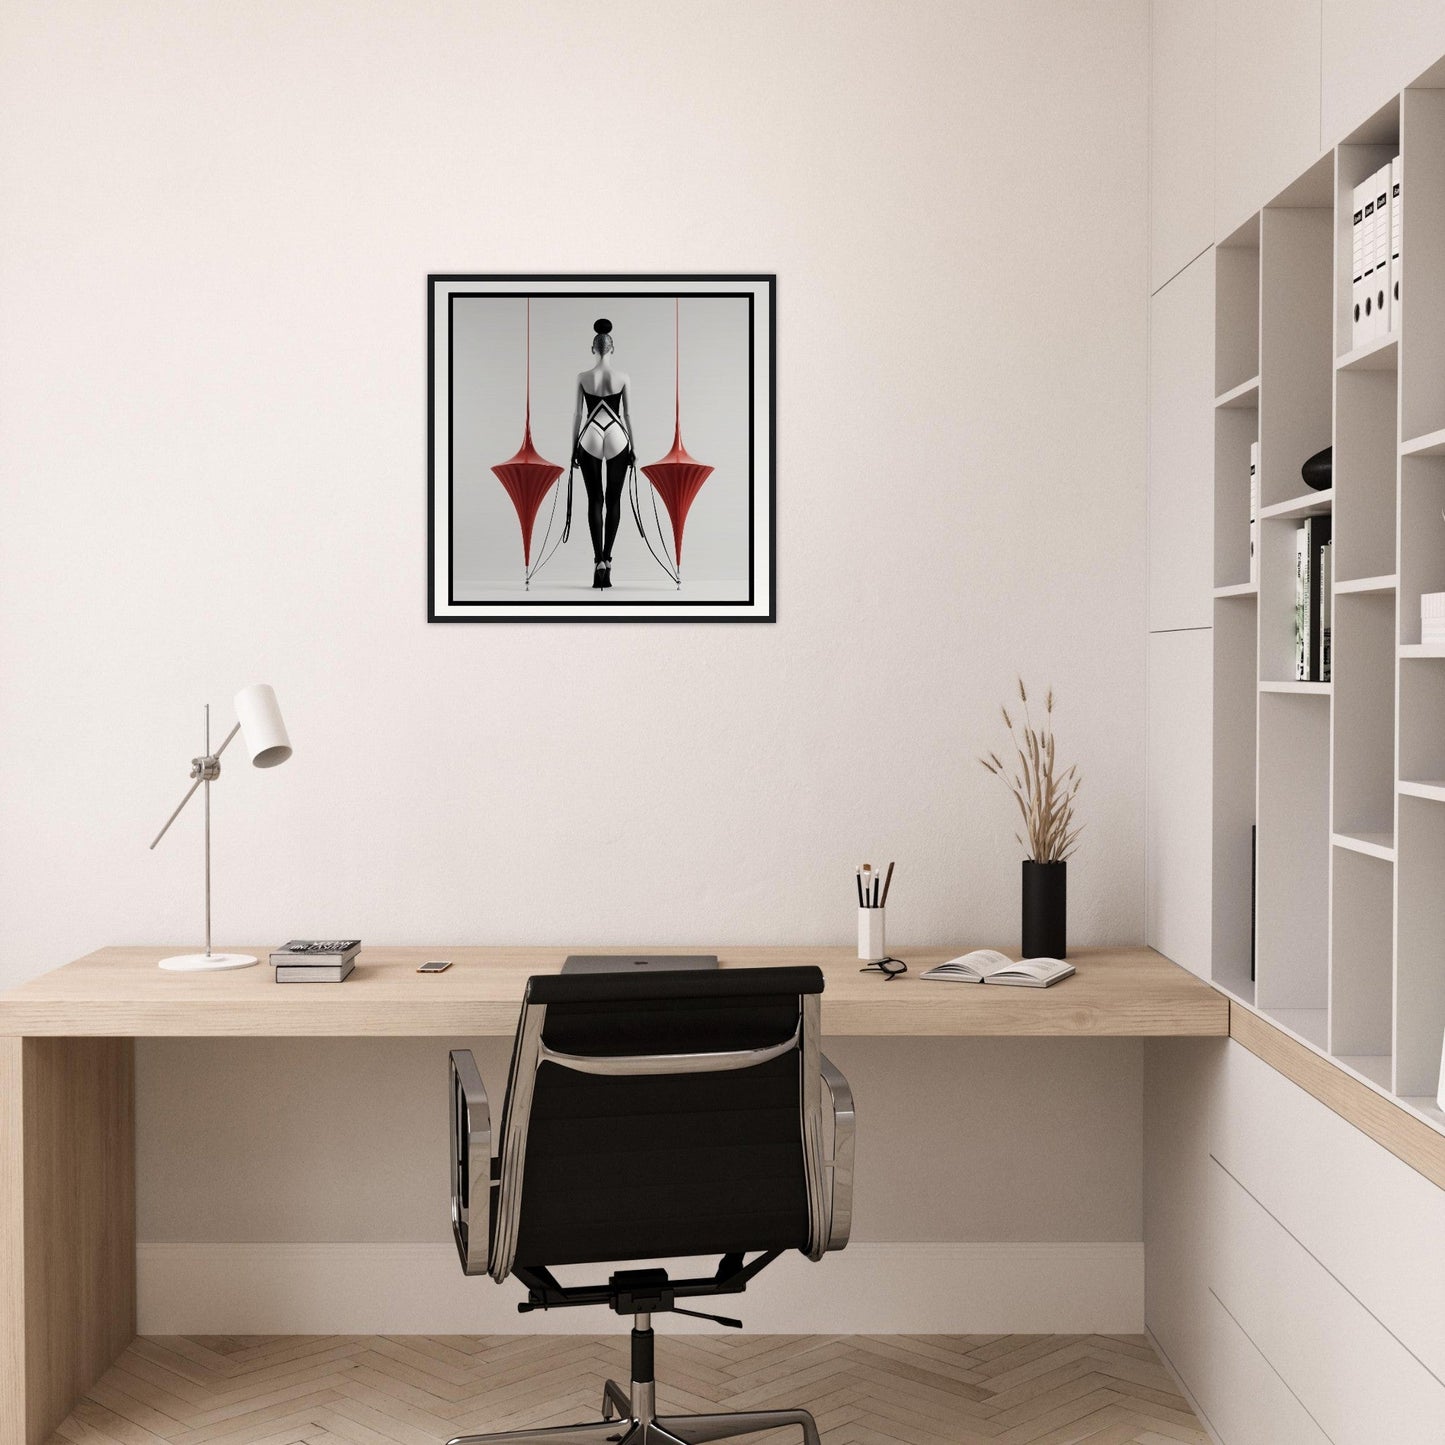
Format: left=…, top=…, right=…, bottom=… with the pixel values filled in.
left=489, top=966, right=827, bottom=1280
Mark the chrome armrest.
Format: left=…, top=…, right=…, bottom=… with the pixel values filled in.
left=449, top=1049, right=492, bottom=1276
left=819, top=1053, right=855, bottom=1252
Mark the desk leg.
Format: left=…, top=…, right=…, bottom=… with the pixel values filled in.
left=0, top=1037, right=136, bottom=1445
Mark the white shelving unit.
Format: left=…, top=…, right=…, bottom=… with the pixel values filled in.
left=1212, top=83, right=1445, bottom=1138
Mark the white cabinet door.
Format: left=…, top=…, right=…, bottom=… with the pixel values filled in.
left=1149, top=252, right=1215, bottom=631
left=1147, top=629, right=1213, bottom=978
left=1151, top=0, right=1216, bottom=291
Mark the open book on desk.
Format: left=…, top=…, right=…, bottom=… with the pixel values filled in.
left=920, top=950, right=1075, bottom=988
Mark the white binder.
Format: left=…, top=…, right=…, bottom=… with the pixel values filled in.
left=1371, top=165, right=1391, bottom=341
left=1390, top=154, right=1402, bottom=333
left=1351, top=179, right=1368, bottom=349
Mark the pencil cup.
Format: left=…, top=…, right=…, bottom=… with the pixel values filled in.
left=858, top=907, right=886, bottom=963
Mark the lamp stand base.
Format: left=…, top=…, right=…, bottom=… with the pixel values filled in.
left=158, top=952, right=258, bottom=972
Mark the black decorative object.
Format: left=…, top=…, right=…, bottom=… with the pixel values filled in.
left=1301, top=445, right=1332, bottom=492
left=1021, top=860, right=1067, bottom=959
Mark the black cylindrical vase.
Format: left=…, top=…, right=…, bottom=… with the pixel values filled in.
left=1021, top=860, right=1067, bottom=958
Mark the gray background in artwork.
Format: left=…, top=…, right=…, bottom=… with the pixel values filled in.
left=450, top=293, right=753, bottom=589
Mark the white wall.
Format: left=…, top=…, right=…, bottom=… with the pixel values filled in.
left=0, top=0, right=1151, bottom=1312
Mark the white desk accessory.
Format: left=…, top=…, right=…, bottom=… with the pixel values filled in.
left=148, top=683, right=292, bottom=971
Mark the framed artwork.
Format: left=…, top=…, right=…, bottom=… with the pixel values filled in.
left=428, top=274, right=775, bottom=622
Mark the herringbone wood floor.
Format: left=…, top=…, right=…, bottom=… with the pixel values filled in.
left=49, top=1334, right=1209, bottom=1445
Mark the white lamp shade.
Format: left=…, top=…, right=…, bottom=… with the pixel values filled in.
left=233, top=684, right=292, bottom=768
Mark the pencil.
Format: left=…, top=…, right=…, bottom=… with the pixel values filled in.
left=880, top=860, right=895, bottom=906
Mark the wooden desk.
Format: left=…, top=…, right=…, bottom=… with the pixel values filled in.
left=0, top=943, right=1225, bottom=1038
left=0, top=944, right=1223, bottom=1445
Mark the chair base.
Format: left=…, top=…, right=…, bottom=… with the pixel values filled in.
left=446, top=1377, right=821, bottom=1445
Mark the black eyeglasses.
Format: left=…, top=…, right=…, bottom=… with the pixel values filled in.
left=859, top=957, right=908, bottom=981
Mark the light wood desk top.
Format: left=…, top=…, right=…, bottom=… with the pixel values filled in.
left=0, top=944, right=1227, bottom=1038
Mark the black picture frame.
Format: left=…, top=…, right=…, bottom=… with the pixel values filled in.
left=427, top=274, right=776, bottom=623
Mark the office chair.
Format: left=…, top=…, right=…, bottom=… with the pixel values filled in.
left=446, top=965, right=854, bottom=1445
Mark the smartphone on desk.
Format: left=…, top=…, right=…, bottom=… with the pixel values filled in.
left=417, top=959, right=452, bottom=973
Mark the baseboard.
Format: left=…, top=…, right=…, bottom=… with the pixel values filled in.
left=137, top=1241, right=1143, bottom=1335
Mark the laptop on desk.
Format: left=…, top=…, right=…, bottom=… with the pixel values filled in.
left=561, top=954, right=719, bottom=974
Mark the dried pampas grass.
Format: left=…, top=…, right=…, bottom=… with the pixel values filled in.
left=979, top=678, right=1083, bottom=863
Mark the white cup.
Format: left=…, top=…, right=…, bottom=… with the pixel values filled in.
left=858, top=907, right=886, bottom=962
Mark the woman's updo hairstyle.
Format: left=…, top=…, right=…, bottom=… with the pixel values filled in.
left=591, top=317, right=614, bottom=355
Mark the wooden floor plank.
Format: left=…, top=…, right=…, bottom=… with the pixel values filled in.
left=46, top=1336, right=1208, bottom=1445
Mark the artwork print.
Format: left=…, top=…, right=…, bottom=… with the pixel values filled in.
left=428, top=275, right=775, bottom=622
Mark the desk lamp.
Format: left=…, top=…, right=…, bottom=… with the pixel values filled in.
left=149, top=683, right=292, bottom=971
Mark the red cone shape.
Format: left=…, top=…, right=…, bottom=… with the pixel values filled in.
left=641, top=420, right=713, bottom=568
left=492, top=419, right=562, bottom=567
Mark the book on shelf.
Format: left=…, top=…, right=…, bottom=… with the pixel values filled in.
left=275, top=958, right=356, bottom=984
left=1293, top=516, right=1332, bottom=681
left=1320, top=539, right=1332, bottom=682
left=1373, top=164, right=1392, bottom=341
left=1295, top=526, right=1309, bottom=679
left=1249, top=441, right=1259, bottom=584
left=920, top=950, right=1074, bottom=988
left=269, top=939, right=361, bottom=966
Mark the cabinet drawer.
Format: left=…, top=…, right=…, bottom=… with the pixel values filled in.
left=1217, top=1041, right=1445, bottom=1379
left=1195, top=1288, right=1329, bottom=1445
left=1209, top=1158, right=1445, bottom=1443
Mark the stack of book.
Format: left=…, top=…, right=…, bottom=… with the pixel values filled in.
left=1294, top=517, right=1332, bottom=682
left=270, top=939, right=361, bottom=983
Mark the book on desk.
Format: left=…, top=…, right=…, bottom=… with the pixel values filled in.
left=920, top=950, right=1075, bottom=987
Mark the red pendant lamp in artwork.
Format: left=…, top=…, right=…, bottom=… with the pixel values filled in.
left=641, top=298, right=713, bottom=575
left=491, top=298, right=562, bottom=573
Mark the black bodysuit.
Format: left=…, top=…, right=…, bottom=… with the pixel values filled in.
left=577, top=388, right=634, bottom=563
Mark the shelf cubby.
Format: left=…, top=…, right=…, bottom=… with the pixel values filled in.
left=1329, top=847, right=1393, bottom=1065
left=1255, top=692, right=1330, bottom=1019
left=1398, top=653, right=1445, bottom=783
left=1212, top=593, right=1258, bottom=1003
left=1257, top=506, right=1331, bottom=686
left=1331, top=591, right=1396, bottom=837
left=1398, top=455, right=1445, bottom=644
left=1335, top=118, right=1399, bottom=363
left=1334, top=370, right=1397, bottom=581
left=1216, top=215, right=1260, bottom=398
left=1401, top=85, right=1445, bottom=442
left=1259, top=187, right=1333, bottom=510
left=1214, top=403, right=1257, bottom=589
left=1396, top=796, right=1445, bottom=1100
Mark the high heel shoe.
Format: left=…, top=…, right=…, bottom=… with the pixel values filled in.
left=592, top=562, right=606, bottom=590
left=599, top=558, right=613, bottom=590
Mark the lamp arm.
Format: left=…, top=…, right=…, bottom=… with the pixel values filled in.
left=147, top=722, right=242, bottom=850
left=212, top=721, right=242, bottom=759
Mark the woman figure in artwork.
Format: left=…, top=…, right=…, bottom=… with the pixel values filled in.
left=568, top=318, right=635, bottom=590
